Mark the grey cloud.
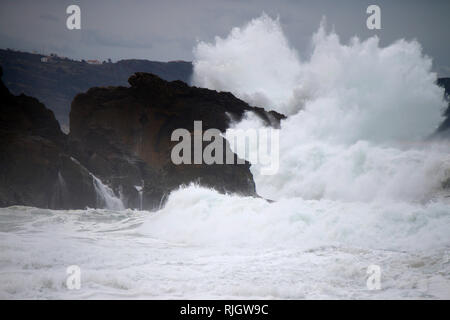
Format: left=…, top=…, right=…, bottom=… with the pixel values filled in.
left=81, top=29, right=153, bottom=49
left=39, top=13, right=59, bottom=22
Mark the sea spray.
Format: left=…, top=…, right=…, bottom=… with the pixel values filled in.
left=69, top=156, right=125, bottom=210
left=193, top=15, right=446, bottom=140
left=51, top=171, right=69, bottom=208
left=193, top=14, right=301, bottom=112
left=194, top=14, right=450, bottom=202
left=92, top=174, right=125, bottom=210
left=138, top=184, right=450, bottom=251
left=135, top=180, right=144, bottom=210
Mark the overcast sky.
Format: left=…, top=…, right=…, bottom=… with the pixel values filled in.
left=0, top=0, right=449, bottom=76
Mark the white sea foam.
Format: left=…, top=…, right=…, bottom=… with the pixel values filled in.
left=1, top=193, right=449, bottom=299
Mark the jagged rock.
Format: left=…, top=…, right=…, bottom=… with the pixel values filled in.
left=436, top=78, right=450, bottom=135
left=0, top=66, right=97, bottom=209
left=69, top=72, right=285, bottom=209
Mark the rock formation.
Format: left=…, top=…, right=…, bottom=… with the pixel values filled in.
left=437, top=78, right=450, bottom=135
left=0, top=66, right=97, bottom=209
left=69, top=72, right=285, bottom=209
left=0, top=66, right=284, bottom=210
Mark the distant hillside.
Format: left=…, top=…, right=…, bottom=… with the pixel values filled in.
left=0, top=49, right=192, bottom=131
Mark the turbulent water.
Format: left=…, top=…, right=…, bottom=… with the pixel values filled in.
left=1, top=15, right=450, bottom=299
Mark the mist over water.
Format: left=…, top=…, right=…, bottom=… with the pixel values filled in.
left=1, top=15, right=450, bottom=299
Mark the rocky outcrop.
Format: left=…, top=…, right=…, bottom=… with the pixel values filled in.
left=0, top=64, right=284, bottom=210
left=0, top=66, right=97, bottom=209
left=437, top=78, right=450, bottom=135
left=69, top=72, right=285, bottom=209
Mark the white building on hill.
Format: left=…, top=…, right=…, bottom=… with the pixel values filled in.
left=87, top=59, right=102, bottom=65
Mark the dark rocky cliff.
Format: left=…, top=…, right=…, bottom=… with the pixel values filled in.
left=69, top=72, right=285, bottom=209
left=437, top=78, right=450, bottom=135
left=0, top=66, right=97, bottom=209
left=0, top=66, right=284, bottom=210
